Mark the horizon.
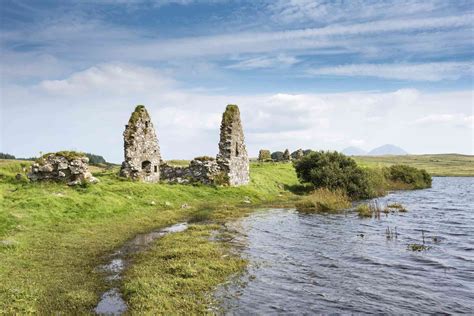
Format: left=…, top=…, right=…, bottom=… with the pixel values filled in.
left=1, top=0, right=473, bottom=162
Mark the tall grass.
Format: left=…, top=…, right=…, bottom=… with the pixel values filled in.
left=295, top=188, right=351, bottom=213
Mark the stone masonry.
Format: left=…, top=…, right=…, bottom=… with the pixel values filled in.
left=216, top=104, right=250, bottom=186
left=120, top=105, right=161, bottom=182
left=28, top=152, right=99, bottom=186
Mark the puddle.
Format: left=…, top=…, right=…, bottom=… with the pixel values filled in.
left=94, top=222, right=188, bottom=315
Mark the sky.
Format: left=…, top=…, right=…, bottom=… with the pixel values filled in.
left=0, top=0, right=473, bottom=162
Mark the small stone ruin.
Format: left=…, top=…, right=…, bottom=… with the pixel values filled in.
left=120, top=105, right=161, bottom=183
left=216, top=105, right=249, bottom=185
left=120, top=104, right=250, bottom=186
left=28, top=152, right=99, bottom=186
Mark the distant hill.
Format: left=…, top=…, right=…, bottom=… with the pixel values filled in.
left=342, top=146, right=367, bottom=156
left=368, top=144, right=408, bottom=156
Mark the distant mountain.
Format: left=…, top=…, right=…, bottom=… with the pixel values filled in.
left=368, top=144, right=408, bottom=156
left=342, top=146, right=367, bottom=156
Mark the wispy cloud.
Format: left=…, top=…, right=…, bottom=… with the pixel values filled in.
left=226, top=54, right=299, bottom=70
left=307, top=62, right=473, bottom=81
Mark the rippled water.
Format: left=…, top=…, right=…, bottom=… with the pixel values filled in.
left=219, top=177, right=474, bottom=314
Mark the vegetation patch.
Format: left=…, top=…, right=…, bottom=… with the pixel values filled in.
left=123, top=224, right=246, bottom=314
left=36, top=151, right=86, bottom=164
left=295, top=188, right=351, bottom=213
left=407, top=243, right=430, bottom=251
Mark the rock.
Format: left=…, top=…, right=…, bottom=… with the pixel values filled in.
left=39, top=164, right=53, bottom=173
left=150, top=201, right=156, bottom=205
left=15, top=173, right=22, bottom=180
left=28, top=152, right=98, bottom=186
left=120, top=105, right=161, bottom=183
left=181, top=203, right=189, bottom=209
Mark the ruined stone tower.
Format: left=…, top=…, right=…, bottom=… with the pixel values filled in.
left=120, top=105, right=161, bottom=182
left=216, top=104, right=249, bottom=186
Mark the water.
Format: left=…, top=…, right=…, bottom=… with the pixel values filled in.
left=94, top=222, right=188, bottom=315
left=219, top=177, right=474, bottom=314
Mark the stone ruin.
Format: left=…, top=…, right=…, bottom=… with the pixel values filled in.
left=258, top=149, right=272, bottom=162
left=216, top=105, right=249, bottom=185
left=120, top=104, right=249, bottom=186
left=28, top=152, right=99, bottom=186
left=120, top=105, right=161, bottom=183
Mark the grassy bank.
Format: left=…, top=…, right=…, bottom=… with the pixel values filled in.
left=0, top=160, right=298, bottom=314
left=353, top=154, right=474, bottom=177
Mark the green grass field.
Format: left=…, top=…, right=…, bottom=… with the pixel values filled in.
left=353, top=154, right=474, bottom=177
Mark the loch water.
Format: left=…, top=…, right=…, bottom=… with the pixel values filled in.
left=219, top=177, right=474, bottom=314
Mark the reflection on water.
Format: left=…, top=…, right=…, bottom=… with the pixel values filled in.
left=219, top=177, right=474, bottom=314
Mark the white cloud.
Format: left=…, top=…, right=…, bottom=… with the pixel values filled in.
left=414, top=113, right=474, bottom=128
left=307, top=62, right=474, bottom=81
left=2, top=63, right=473, bottom=161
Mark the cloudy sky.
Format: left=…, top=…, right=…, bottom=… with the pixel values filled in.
left=1, top=0, right=473, bottom=162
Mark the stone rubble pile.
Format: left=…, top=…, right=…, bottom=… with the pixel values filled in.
left=28, top=153, right=99, bottom=186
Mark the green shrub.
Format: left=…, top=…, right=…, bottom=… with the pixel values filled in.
left=293, top=151, right=372, bottom=199
left=271, top=151, right=284, bottom=161
left=385, top=165, right=432, bottom=189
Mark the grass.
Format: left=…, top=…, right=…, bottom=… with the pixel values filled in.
left=353, top=154, right=474, bottom=177
left=0, top=160, right=298, bottom=314
left=295, top=188, right=351, bottom=213
left=123, top=224, right=246, bottom=314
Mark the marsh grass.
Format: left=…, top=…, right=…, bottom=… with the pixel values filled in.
left=295, top=188, right=351, bottom=213
left=123, top=224, right=247, bottom=314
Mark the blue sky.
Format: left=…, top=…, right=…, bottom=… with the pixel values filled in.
left=1, top=0, right=473, bottom=162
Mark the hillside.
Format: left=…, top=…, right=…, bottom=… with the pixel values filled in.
left=353, top=154, right=474, bottom=177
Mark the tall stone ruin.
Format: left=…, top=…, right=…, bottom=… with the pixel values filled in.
left=216, top=104, right=250, bottom=186
left=120, top=105, right=161, bottom=182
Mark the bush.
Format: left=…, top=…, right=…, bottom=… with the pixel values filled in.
left=385, top=165, right=432, bottom=189
left=271, top=151, right=284, bottom=161
left=293, top=151, right=372, bottom=199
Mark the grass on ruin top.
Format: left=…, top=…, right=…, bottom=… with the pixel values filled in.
left=222, top=104, right=240, bottom=126
left=35, top=151, right=86, bottom=164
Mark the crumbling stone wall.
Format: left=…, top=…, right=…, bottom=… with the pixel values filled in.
left=216, top=104, right=249, bottom=186
left=28, top=152, right=99, bottom=186
left=120, top=105, right=161, bottom=182
left=160, top=157, right=221, bottom=185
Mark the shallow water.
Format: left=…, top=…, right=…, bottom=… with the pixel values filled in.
left=219, top=177, right=474, bottom=314
left=94, top=222, right=188, bottom=315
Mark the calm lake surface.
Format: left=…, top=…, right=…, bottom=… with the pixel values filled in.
left=219, top=177, right=474, bottom=314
